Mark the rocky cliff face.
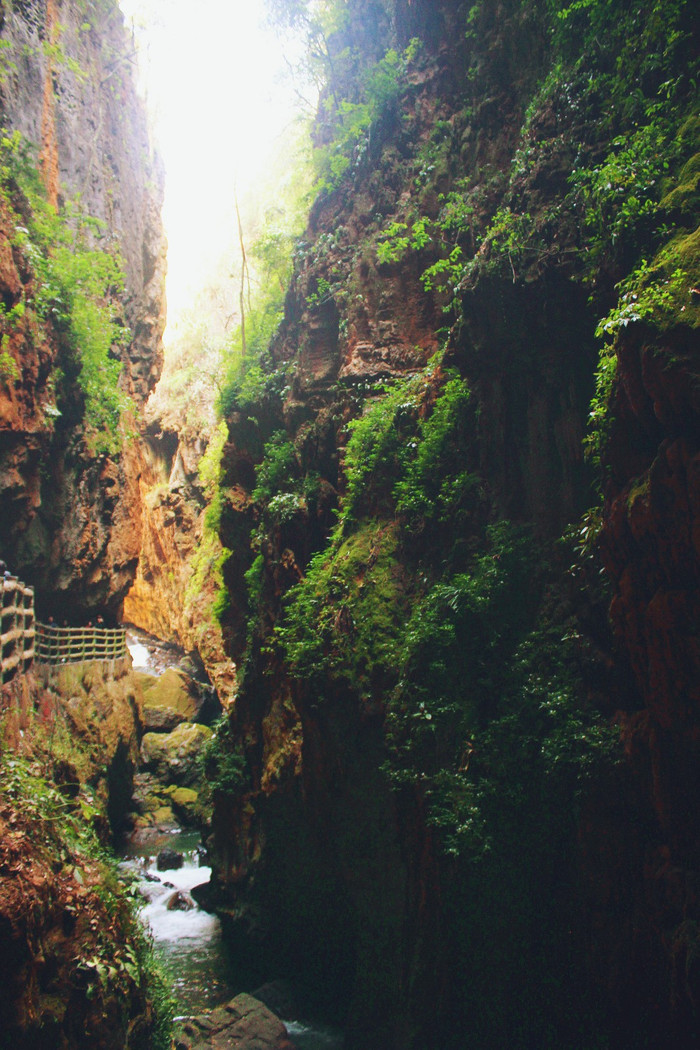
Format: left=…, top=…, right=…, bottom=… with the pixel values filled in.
left=123, top=419, right=236, bottom=701
left=0, top=0, right=166, bottom=618
left=208, top=1, right=700, bottom=1047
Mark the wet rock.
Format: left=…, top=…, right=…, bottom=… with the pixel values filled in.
left=130, top=771, right=171, bottom=817
left=156, top=848, right=184, bottom=872
left=166, top=890, right=195, bottom=912
left=174, top=993, right=297, bottom=1050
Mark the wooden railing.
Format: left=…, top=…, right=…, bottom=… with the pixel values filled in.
left=34, top=623, right=128, bottom=665
left=1, top=576, right=36, bottom=685
left=1, top=572, right=128, bottom=681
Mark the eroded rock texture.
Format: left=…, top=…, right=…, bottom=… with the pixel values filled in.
left=123, top=423, right=236, bottom=701
left=0, top=0, right=166, bottom=618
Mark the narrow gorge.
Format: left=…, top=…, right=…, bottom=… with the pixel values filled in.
left=1, top=1, right=699, bottom=1048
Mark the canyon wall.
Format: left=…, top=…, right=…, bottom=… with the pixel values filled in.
left=0, top=0, right=166, bottom=619
left=208, top=1, right=700, bottom=1048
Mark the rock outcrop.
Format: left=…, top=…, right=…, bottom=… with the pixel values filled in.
left=123, top=426, right=236, bottom=701
left=0, top=0, right=166, bottom=619
left=207, top=1, right=700, bottom=1048
left=175, top=994, right=297, bottom=1050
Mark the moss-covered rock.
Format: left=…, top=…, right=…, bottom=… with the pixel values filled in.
left=139, top=667, right=217, bottom=733
left=140, top=723, right=213, bottom=787
left=163, top=785, right=205, bottom=826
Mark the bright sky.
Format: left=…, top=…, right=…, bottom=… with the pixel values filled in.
left=118, top=0, right=305, bottom=332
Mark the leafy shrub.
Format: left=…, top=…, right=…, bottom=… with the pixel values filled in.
left=586, top=260, right=690, bottom=466
left=595, top=260, right=689, bottom=339
left=570, top=123, right=676, bottom=263
left=0, top=129, right=128, bottom=453
left=341, top=373, right=423, bottom=524
left=315, top=41, right=421, bottom=192
left=394, top=375, right=477, bottom=529
left=0, top=750, right=174, bottom=1046
left=202, top=716, right=249, bottom=795
left=253, top=432, right=301, bottom=503
left=0, top=344, right=19, bottom=383
left=376, top=217, right=431, bottom=265
left=384, top=522, right=620, bottom=858
left=274, top=522, right=406, bottom=697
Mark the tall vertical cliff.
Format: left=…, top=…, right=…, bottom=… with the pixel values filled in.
left=208, top=1, right=700, bottom=1048
left=0, top=0, right=166, bottom=617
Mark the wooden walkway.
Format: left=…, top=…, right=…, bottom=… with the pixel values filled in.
left=0, top=576, right=35, bottom=685
left=34, top=622, right=128, bottom=665
left=1, top=573, right=128, bottom=684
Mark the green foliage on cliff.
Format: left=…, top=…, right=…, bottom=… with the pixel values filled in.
left=0, top=748, right=174, bottom=1047
left=218, top=158, right=310, bottom=421
left=0, top=129, right=129, bottom=454
left=206, top=2, right=700, bottom=1046
left=385, top=522, right=619, bottom=856
left=341, top=373, right=423, bottom=525
left=275, top=521, right=406, bottom=695
left=202, top=716, right=249, bottom=796
left=314, top=40, right=423, bottom=193
left=395, top=374, right=479, bottom=534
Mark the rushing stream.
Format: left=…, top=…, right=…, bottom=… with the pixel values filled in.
left=126, top=625, right=198, bottom=677
left=120, top=829, right=235, bottom=1015
left=123, top=626, right=343, bottom=1048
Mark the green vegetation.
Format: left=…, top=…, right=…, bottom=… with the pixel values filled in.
left=275, top=521, right=406, bottom=696
left=0, top=748, right=174, bottom=1047
left=202, top=0, right=697, bottom=1044
left=0, top=344, right=20, bottom=384
left=0, top=129, right=129, bottom=453
left=394, top=374, right=480, bottom=535
left=341, top=373, right=424, bottom=525
left=385, top=523, right=619, bottom=852
left=314, top=44, right=413, bottom=192
left=218, top=143, right=311, bottom=420
left=201, top=716, right=249, bottom=795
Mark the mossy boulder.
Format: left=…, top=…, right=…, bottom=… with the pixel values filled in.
left=175, top=993, right=296, bottom=1050
left=163, top=785, right=205, bottom=826
left=131, top=771, right=169, bottom=815
left=140, top=668, right=213, bottom=732
left=140, top=723, right=213, bottom=787
left=152, top=805, right=177, bottom=827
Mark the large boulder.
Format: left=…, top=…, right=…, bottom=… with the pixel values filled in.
left=140, top=668, right=217, bottom=732
left=157, top=847, right=184, bottom=872
left=140, top=722, right=213, bottom=786
left=163, top=784, right=205, bottom=826
left=174, top=993, right=297, bottom=1050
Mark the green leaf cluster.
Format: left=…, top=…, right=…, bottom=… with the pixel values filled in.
left=314, top=41, right=421, bottom=193
left=0, top=129, right=129, bottom=454
left=274, top=521, right=406, bottom=696
left=0, top=749, right=174, bottom=1046
left=252, top=432, right=300, bottom=503
left=341, top=373, right=424, bottom=524
left=384, top=523, right=620, bottom=858
left=201, top=716, right=249, bottom=796
left=395, top=374, right=480, bottom=533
